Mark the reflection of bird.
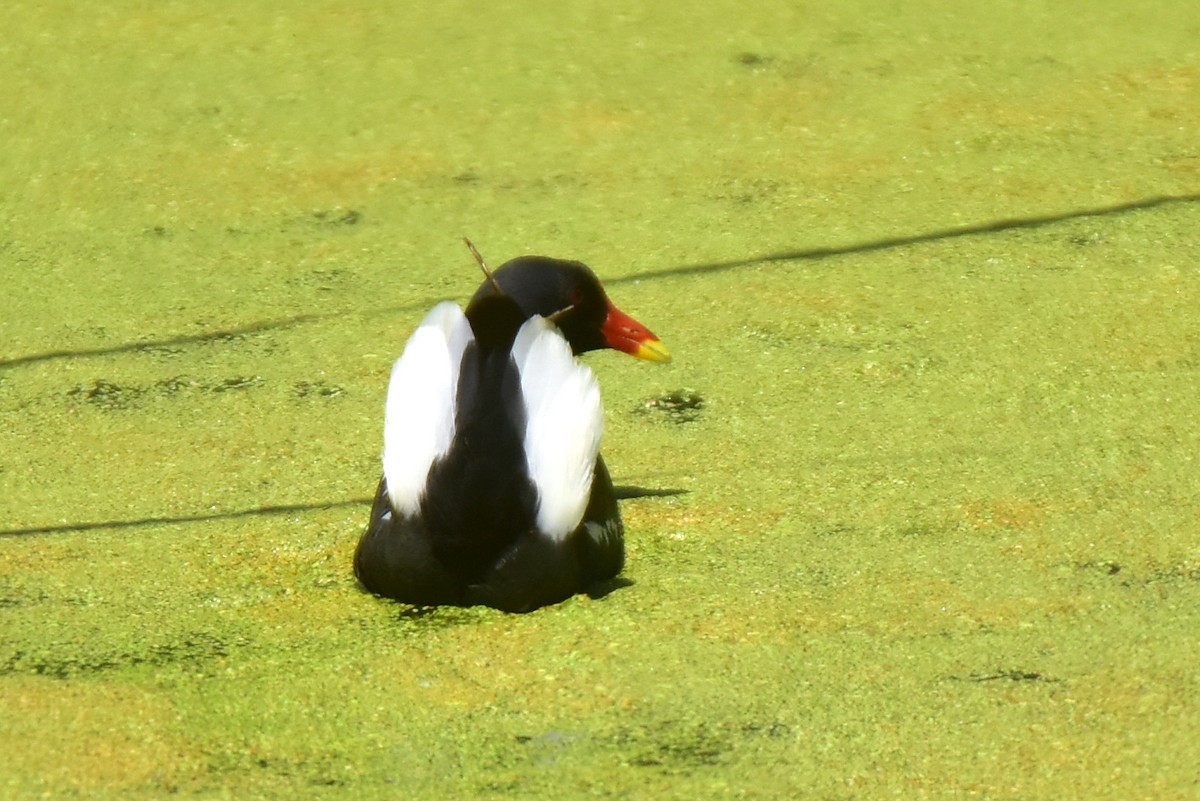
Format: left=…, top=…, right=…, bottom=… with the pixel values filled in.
left=354, top=245, right=670, bottom=612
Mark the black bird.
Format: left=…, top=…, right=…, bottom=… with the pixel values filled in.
left=354, top=247, right=669, bottom=612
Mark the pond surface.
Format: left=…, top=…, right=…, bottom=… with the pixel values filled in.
left=3, top=1, right=1199, bottom=798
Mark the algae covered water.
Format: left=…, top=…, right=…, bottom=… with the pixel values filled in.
left=3, top=1, right=1199, bottom=798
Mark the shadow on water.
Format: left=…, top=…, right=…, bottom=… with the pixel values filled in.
left=1, top=194, right=1193, bottom=538
left=606, top=192, right=1200, bottom=284
left=613, top=485, right=688, bottom=500
left=0, top=490, right=683, bottom=538
left=0, top=499, right=372, bottom=538
left=3, top=193, right=1196, bottom=371
left=0, top=313, right=335, bottom=370
left=586, top=575, right=635, bottom=600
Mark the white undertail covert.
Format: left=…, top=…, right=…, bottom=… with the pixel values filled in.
left=382, top=302, right=474, bottom=517
left=512, top=315, right=603, bottom=541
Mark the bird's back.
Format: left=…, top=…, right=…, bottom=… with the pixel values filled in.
left=355, top=294, right=612, bottom=612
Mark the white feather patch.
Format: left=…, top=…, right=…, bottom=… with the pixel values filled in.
left=382, top=302, right=473, bottom=517
left=512, top=316, right=603, bottom=541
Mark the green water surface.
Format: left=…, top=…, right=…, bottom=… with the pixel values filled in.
left=3, top=2, right=1199, bottom=798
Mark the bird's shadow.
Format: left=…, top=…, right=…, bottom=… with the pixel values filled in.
left=585, top=575, right=635, bottom=601
left=386, top=574, right=636, bottom=618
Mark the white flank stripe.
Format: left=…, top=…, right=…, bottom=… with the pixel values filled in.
left=512, top=316, right=603, bottom=541
left=382, top=302, right=473, bottom=517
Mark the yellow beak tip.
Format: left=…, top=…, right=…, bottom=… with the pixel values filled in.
left=635, top=339, right=672, bottom=363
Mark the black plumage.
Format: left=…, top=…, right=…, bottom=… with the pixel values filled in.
left=354, top=252, right=665, bottom=612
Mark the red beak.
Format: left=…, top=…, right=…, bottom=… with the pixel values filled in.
left=600, top=302, right=671, bottom=362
